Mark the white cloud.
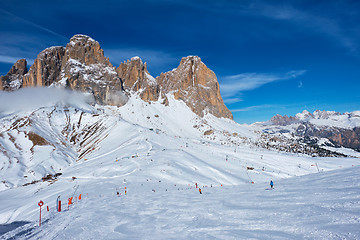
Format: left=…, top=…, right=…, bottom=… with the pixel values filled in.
left=0, top=55, right=24, bottom=64
left=0, top=55, right=34, bottom=65
left=231, top=104, right=275, bottom=112
left=223, top=97, right=243, bottom=104
left=250, top=2, right=360, bottom=55
left=220, top=70, right=306, bottom=103
left=0, top=87, right=94, bottom=115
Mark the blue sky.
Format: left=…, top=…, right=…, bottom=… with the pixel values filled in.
left=0, top=0, right=359, bottom=123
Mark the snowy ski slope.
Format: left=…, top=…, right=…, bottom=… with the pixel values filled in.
left=0, top=90, right=359, bottom=239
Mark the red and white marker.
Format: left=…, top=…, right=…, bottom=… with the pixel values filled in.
left=38, top=200, right=44, bottom=226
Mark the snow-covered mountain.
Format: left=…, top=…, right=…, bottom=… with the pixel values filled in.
left=257, top=110, right=360, bottom=153
left=1, top=35, right=360, bottom=239
left=0, top=93, right=359, bottom=239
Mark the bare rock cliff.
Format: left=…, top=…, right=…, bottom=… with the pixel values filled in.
left=270, top=110, right=360, bottom=152
left=0, top=59, right=27, bottom=91
left=60, top=35, right=126, bottom=106
left=116, top=57, right=160, bottom=102
left=22, top=47, right=65, bottom=88
left=157, top=56, right=233, bottom=119
left=0, top=36, right=231, bottom=119
left=1, top=35, right=127, bottom=106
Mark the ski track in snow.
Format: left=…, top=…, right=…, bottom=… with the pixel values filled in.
left=1, top=166, right=360, bottom=240
left=0, top=95, right=360, bottom=239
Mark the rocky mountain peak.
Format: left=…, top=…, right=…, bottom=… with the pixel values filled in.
left=0, top=59, right=27, bottom=91
left=117, top=56, right=151, bottom=90
left=22, top=46, right=65, bottom=88
left=64, top=34, right=111, bottom=66
left=312, top=110, right=340, bottom=119
left=270, top=114, right=298, bottom=126
left=60, top=35, right=125, bottom=106
left=179, top=55, right=201, bottom=67
left=295, top=110, right=313, bottom=121
left=0, top=36, right=232, bottom=119
left=157, top=55, right=233, bottom=119
left=2, top=34, right=125, bottom=106
left=116, top=56, right=160, bottom=103
left=268, top=110, right=360, bottom=152
left=9, top=59, right=27, bottom=75
left=272, top=110, right=346, bottom=126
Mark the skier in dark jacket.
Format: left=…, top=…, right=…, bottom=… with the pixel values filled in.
left=270, top=180, right=274, bottom=189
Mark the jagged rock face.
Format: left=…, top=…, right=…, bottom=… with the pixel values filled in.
left=116, top=56, right=232, bottom=118
left=22, top=47, right=65, bottom=88
left=62, top=35, right=111, bottom=66
left=296, top=123, right=360, bottom=151
left=0, top=59, right=28, bottom=91
left=1, top=35, right=127, bottom=107
left=157, top=56, right=233, bottom=119
left=116, top=57, right=160, bottom=102
left=0, top=36, right=232, bottom=118
left=269, top=110, right=360, bottom=151
left=60, top=35, right=126, bottom=106
left=270, top=114, right=298, bottom=126
left=117, top=57, right=149, bottom=91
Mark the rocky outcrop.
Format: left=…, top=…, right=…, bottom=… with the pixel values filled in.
left=156, top=56, right=233, bottom=119
left=2, top=35, right=127, bottom=106
left=116, top=55, right=232, bottom=119
left=1, top=36, right=232, bottom=119
left=268, top=110, right=360, bottom=152
left=60, top=35, right=126, bottom=106
left=116, top=57, right=160, bottom=102
left=23, top=47, right=65, bottom=88
left=295, top=123, right=360, bottom=151
left=62, top=35, right=111, bottom=66
left=270, top=114, right=298, bottom=126
left=0, top=59, right=28, bottom=91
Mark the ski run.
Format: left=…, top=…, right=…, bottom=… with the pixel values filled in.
left=0, top=90, right=359, bottom=239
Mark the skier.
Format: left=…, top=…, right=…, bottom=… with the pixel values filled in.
left=199, top=188, right=202, bottom=194
left=270, top=180, right=274, bottom=189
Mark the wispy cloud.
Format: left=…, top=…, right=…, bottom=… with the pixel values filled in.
left=0, top=55, right=26, bottom=64
left=0, top=87, right=94, bottom=115
left=0, top=8, right=69, bottom=68
left=248, top=2, right=360, bottom=55
left=166, top=1, right=360, bottom=56
left=0, top=8, right=68, bottom=41
left=231, top=104, right=275, bottom=112
left=223, top=97, right=243, bottom=104
left=0, top=54, right=35, bottom=66
left=220, top=70, right=306, bottom=103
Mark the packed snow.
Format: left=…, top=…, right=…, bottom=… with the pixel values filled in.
left=0, top=89, right=359, bottom=239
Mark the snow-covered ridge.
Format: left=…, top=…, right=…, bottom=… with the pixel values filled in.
left=271, top=110, right=360, bottom=129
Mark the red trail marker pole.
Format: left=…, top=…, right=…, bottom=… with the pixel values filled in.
left=38, top=200, right=44, bottom=226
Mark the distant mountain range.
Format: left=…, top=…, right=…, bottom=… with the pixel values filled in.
left=257, top=110, right=360, bottom=153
